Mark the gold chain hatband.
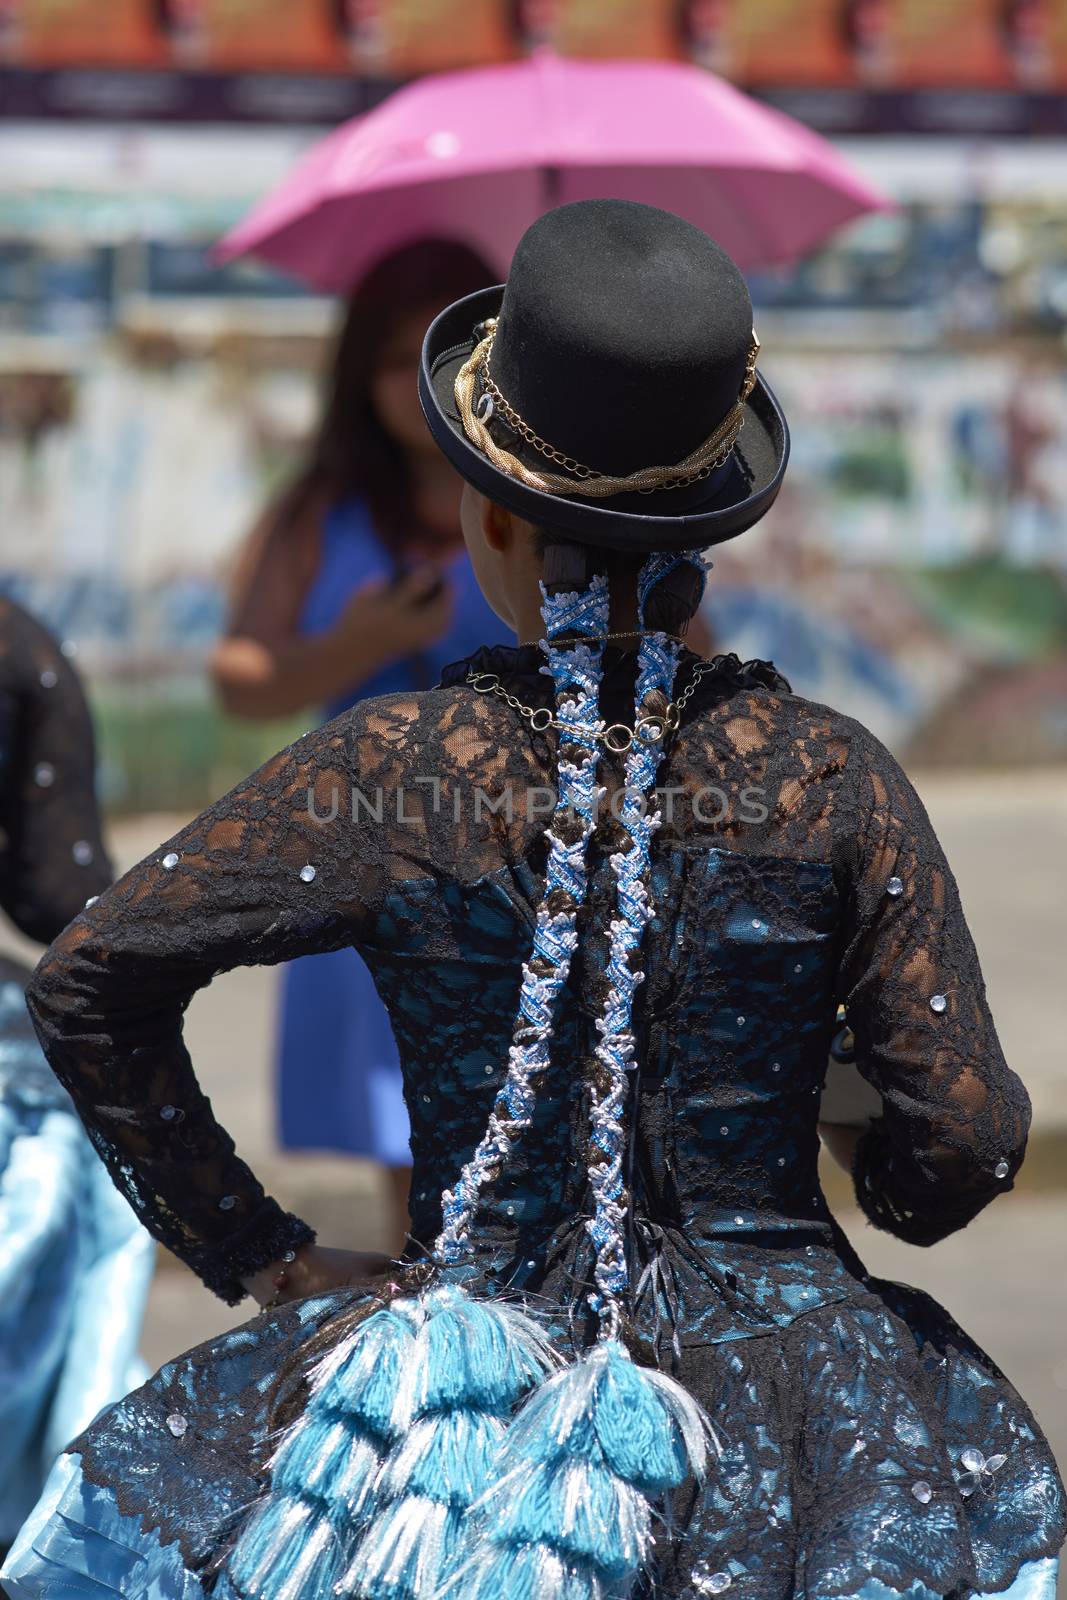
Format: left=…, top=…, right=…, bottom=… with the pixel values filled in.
left=454, top=319, right=760, bottom=500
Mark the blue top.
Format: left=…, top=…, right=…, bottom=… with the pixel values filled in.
left=298, top=496, right=510, bottom=719
left=278, top=495, right=511, bottom=1161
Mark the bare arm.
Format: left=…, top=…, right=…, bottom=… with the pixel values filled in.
left=211, top=496, right=455, bottom=720
left=818, top=1123, right=863, bottom=1174
left=211, top=495, right=343, bottom=720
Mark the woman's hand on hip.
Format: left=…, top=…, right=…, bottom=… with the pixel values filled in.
left=243, top=1243, right=394, bottom=1310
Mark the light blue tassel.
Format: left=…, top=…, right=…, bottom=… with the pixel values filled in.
left=343, top=1287, right=558, bottom=1600
left=224, top=1498, right=344, bottom=1600
left=475, top=1457, right=647, bottom=1575
left=440, top=1328, right=712, bottom=1599
left=410, top=1287, right=556, bottom=1413
left=343, top=1498, right=462, bottom=1600
left=316, top=1304, right=426, bottom=1436
left=379, top=1411, right=505, bottom=1506
left=270, top=1416, right=381, bottom=1515
left=224, top=1304, right=423, bottom=1600
left=437, top=1542, right=611, bottom=1600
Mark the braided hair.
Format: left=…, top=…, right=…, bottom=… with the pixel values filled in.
left=435, top=556, right=610, bottom=1263
left=227, top=531, right=713, bottom=1600
left=430, top=535, right=713, bottom=1600
left=437, top=532, right=705, bottom=1268
left=528, top=537, right=708, bottom=1334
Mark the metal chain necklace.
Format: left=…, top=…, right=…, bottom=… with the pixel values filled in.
left=516, top=628, right=686, bottom=647
left=466, top=649, right=720, bottom=755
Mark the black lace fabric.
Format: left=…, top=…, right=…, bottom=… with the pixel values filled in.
left=20, top=640, right=1062, bottom=1595
left=840, top=731, right=1029, bottom=1245
left=23, top=643, right=1029, bottom=1303
left=0, top=595, right=112, bottom=941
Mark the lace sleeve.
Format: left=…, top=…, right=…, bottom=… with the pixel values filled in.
left=24, top=708, right=402, bottom=1304
left=836, top=722, right=1030, bottom=1246
left=0, top=598, right=112, bottom=941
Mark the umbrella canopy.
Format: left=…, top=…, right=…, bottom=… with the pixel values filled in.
left=217, top=52, right=890, bottom=290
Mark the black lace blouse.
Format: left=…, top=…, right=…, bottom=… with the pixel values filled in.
left=22, top=642, right=1029, bottom=1306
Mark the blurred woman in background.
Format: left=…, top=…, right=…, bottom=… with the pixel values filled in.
left=210, top=239, right=510, bottom=1254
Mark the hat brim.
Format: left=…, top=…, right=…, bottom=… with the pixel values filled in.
left=419, top=286, right=789, bottom=552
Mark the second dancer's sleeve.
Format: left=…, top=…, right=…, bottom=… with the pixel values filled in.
left=24, top=705, right=406, bottom=1303
left=835, top=721, right=1030, bottom=1246
left=0, top=599, right=112, bottom=942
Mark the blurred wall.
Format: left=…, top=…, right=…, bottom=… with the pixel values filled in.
left=1, top=133, right=1066, bottom=811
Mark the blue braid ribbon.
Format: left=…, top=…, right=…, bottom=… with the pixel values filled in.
left=584, top=551, right=710, bottom=1330
left=436, top=574, right=610, bottom=1264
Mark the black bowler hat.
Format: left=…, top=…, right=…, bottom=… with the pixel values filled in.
left=419, top=199, right=789, bottom=551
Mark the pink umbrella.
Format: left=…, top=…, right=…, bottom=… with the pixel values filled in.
left=217, top=52, right=890, bottom=290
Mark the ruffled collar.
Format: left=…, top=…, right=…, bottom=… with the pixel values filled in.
left=438, top=641, right=789, bottom=700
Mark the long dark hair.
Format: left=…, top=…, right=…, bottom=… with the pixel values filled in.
left=276, top=237, right=497, bottom=554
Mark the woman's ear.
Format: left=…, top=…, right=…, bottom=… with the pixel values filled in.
left=481, top=497, right=518, bottom=554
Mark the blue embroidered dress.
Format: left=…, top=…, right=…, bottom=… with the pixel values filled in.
left=4, top=643, right=1064, bottom=1598
left=0, top=597, right=154, bottom=1547
left=278, top=496, right=510, bottom=1161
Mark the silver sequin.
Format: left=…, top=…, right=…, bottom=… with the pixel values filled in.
left=34, top=762, right=55, bottom=788
left=166, top=1413, right=188, bottom=1437
left=162, top=852, right=180, bottom=870
left=218, top=1195, right=238, bottom=1211
left=39, top=668, right=58, bottom=688
left=794, top=962, right=802, bottom=973
left=299, top=864, right=317, bottom=883
left=484, top=1064, right=493, bottom=1076
left=692, top=1565, right=733, bottom=1595
left=886, top=876, right=904, bottom=897
left=930, top=993, right=947, bottom=1014
left=736, top=1015, right=745, bottom=1026
left=771, top=1062, right=781, bottom=1072
left=777, top=1157, right=786, bottom=1166
left=720, top=1125, right=729, bottom=1136
left=995, top=1159, right=1010, bottom=1179
left=751, top=918, right=761, bottom=929
left=72, top=840, right=94, bottom=865
left=911, top=1480, right=933, bottom=1504
left=734, top=1215, right=744, bottom=1226
left=160, top=1105, right=179, bottom=1121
